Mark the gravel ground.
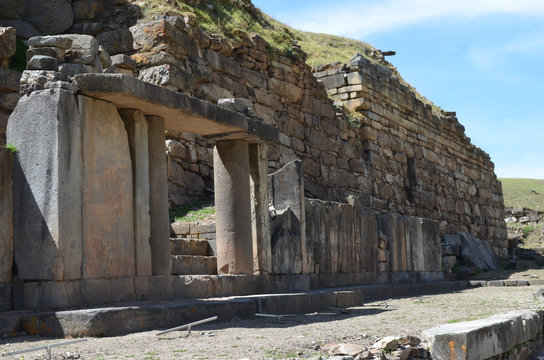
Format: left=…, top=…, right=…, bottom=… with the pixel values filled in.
left=1, top=285, right=543, bottom=360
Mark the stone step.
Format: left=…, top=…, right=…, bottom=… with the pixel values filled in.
left=170, top=238, right=209, bottom=256
left=171, top=255, right=217, bottom=275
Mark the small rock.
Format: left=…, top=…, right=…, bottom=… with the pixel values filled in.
left=372, top=336, right=399, bottom=351
left=399, top=335, right=420, bottom=347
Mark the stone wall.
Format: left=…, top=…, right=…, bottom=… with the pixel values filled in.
left=121, top=14, right=506, bottom=255
left=0, top=2, right=507, bottom=254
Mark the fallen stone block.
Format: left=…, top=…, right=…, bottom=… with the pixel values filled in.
left=423, top=310, right=543, bottom=360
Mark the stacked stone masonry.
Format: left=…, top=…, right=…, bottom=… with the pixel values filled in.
left=122, top=14, right=506, bottom=254
left=0, top=2, right=507, bottom=254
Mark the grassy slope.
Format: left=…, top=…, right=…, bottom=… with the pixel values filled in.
left=500, top=178, right=544, bottom=211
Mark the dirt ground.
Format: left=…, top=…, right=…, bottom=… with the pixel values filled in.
left=1, top=282, right=543, bottom=360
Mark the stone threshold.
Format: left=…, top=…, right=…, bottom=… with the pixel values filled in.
left=2, top=280, right=473, bottom=338
left=469, top=279, right=544, bottom=287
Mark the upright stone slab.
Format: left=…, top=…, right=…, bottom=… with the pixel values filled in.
left=361, top=210, right=379, bottom=273
left=0, top=148, right=13, bottom=284
left=420, top=218, right=442, bottom=272
left=249, top=143, right=271, bottom=274
left=78, top=95, right=135, bottom=279
left=214, top=140, right=254, bottom=274
left=378, top=213, right=402, bottom=272
left=120, top=109, right=152, bottom=276
left=268, top=160, right=306, bottom=273
left=7, top=89, right=82, bottom=281
left=147, top=115, right=171, bottom=275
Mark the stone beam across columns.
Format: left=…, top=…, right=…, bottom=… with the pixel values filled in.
left=74, top=74, right=279, bottom=142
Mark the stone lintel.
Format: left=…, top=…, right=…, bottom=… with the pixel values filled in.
left=73, top=74, right=279, bottom=143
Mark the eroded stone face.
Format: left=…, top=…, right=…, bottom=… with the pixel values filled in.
left=0, top=0, right=73, bottom=38
left=7, top=88, right=82, bottom=281
left=79, top=95, right=136, bottom=279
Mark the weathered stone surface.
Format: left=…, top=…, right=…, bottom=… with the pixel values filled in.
left=170, top=239, right=209, bottom=256
left=249, top=143, right=272, bottom=275
left=78, top=95, right=135, bottom=279
left=139, top=64, right=195, bottom=92
left=0, top=148, right=13, bottom=284
left=26, top=46, right=65, bottom=63
left=27, top=55, right=58, bottom=70
left=0, top=27, right=16, bottom=60
left=28, top=36, right=73, bottom=49
left=19, top=69, right=64, bottom=93
left=423, top=310, right=543, bottom=360
left=111, top=54, right=136, bottom=70
left=269, top=160, right=306, bottom=274
left=97, top=29, right=134, bottom=55
left=74, top=74, right=279, bottom=142
left=420, top=218, right=442, bottom=272
left=442, top=232, right=500, bottom=271
left=0, top=68, right=22, bottom=92
left=196, top=83, right=233, bottom=103
left=214, top=140, right=253, bottom=274
left=171, top=255, right=217, bottom=275
left=7, top=89, right=82, bottom=281
left=218, top=98, right=255, bottom=117
left=120, top=109, right=152, bottom=277
left=147, top=115, right=172, bottom=275
left=0, top=0, right=73, bottom=38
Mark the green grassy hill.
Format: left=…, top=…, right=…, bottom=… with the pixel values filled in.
left=499, top=178, right=544, bottom=211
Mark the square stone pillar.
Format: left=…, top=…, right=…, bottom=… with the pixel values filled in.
left=249, top=143, right=271, bottom=274
left=120, top=109, right=153, bottom=277
left=213, top=140, right=253, bottom=274
left=7, top=89, right=83, bottom=281
left=79, top=95, right=135, bottom=279
left=147, top=115, right=172, bottom=275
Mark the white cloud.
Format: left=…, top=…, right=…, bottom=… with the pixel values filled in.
left=469, top=35, right=544, bottom=72
left=287, top=0, right=544, bottom=37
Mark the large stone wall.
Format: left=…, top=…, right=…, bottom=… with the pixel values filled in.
left=0, top=1, right=506, bottom=254
left=121, top=14, right=506, bottom=254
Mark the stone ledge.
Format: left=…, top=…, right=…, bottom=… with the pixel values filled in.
left=423, top=310, right=543, bottom=360
left=73, top=73, right=279, bottom=143
left=2, top=280, right=475, bottom=337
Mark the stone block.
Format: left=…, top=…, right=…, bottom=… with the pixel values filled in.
left=0, top=68, right=21, bottom=92
left=130, top=20, right=198, bottom=58
left=78, top=95, right=135, bottom=279
left=97, top=29, right=134, bottom=55
left=28, top=35, right=73, bottom=49
left=345, top=98, right=369, bottom=111
left=423, top=310, right=543, bottom=360
left=27, top=55, right=58, bottom=70
left=170, top=239, right=209, bottom=256
left=442, top=255, right=457, bottom=272
left=139, top=64, right=196, bottom=92
left=26, top=46, right=65, bottom=63
left=442, top=232, right=500, bottom=271
left=319, top=74, right=345, bottom=89
left=7, top=89, right=82, bottom=281
left=421, top=218, right=442, bottom=272
left=346, top=72, right=363, bottom=85
left=120, top=109, right=152, bottom=277
left=0, top=27, right=16, bottom=60
left=171, top=255, right=217, bottom=275
left=269, top=160, right=306, bottom=274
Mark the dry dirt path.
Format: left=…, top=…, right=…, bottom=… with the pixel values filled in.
left=1, top=285, right=543, bottom=360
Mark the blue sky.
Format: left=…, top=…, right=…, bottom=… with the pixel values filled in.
left=252, top=0, right=544, bottom=179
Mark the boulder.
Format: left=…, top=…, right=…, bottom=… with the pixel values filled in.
left=0, top=0, right=73, bottom=38
left=442, top=232, right=500, bottom=271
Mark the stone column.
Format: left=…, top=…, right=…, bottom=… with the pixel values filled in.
left=147, top=115, right=172, bottom=275
left=249, top=143, right=271, bottom=274
left=120, top=109, right=152, bottom=277
left=213, top=140, right=253, bottom=274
